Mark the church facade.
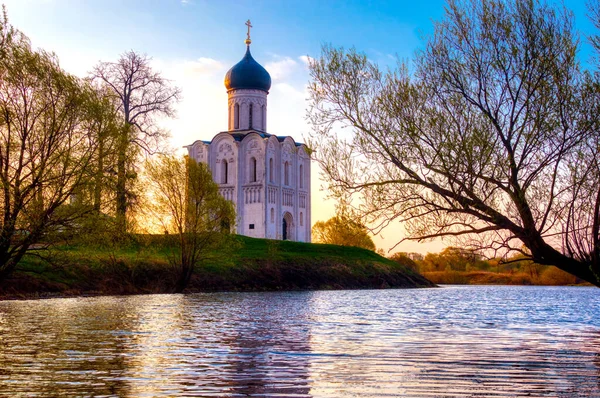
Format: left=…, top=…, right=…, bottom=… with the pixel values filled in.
left=185, top=25, right=311, bottom=242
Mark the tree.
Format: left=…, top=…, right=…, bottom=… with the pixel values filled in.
left=92, top=51, right=181, bottom=232
left=85, top=84, right=121, bottom=215
left=388, top=252, right=419, bottom=272
left=312, top=216, right=376, bottom=251
left=0, top=12, right=99, bottom=279
left=307, top=0, right=600, bottom=285
left=419, top=247, right=483, bottom=272
left=145, top=155, right=235, bottom=293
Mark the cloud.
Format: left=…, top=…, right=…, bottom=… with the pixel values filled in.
left=272, top=82, right=306, bottom=101
left=181, top=57, right=225, bottom=76
left=181, top=0, right=193, bottom=5
left=298, top=55, right=314, bottom=67
left=265, top=57, right=297, bottom=81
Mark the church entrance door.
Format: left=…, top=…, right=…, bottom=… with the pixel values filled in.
left=282, top=212, right=293, bottom=241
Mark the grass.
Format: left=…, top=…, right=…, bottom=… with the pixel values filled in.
left=0, top=235, right=435, bottom=299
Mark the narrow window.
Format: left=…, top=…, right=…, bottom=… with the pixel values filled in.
left=300, top=212, right=303, bottom=226
left=222, top=159, right=228, bottom=184
left=269, top=158, right=273, bottom=182
left=234, top=103, right=240, bottom=129
left=262, top=105, right=266, bottom=130
left=270, top=208, right=274, bottom=223
left=250, top=157, right=257, bottom=182
left=299, top=164, right=303, bottom=189
left=249, top=103, right=253, bottom=129
left=284, top=161, right=289, bottom=186
left=249, top=224, right=255, bottom=230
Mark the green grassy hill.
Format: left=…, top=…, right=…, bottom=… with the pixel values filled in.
left=0, top=235, right=434, bottom=299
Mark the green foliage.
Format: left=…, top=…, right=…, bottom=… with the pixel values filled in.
left=0, top=10, right=114, bottom=280
left=312, top=215, right=376, bottom=251
left=144, top=155, right=236, bottom=292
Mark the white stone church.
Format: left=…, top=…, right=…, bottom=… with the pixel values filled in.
left=185, top=26, right=311, bottom=242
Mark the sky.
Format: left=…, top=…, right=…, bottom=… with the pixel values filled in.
left=2, top=0, right=597, bottom=255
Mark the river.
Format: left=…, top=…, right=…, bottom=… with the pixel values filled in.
left=0, top=285, right=598, bottom=397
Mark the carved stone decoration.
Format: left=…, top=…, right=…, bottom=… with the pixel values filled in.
left=282, top=143, right=292, bottom=161
left=219, top=143, right=233, bottom=153
left=249, top=140, right=259, bottom=149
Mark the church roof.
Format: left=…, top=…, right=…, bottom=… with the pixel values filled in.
left=224, top=46, right=272, bottom=93
left=210, top=130, right=307, bottom=147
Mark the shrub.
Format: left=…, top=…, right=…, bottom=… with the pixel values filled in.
left=539, top=266, right=577, bottom=285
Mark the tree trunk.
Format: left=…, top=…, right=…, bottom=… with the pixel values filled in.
left=173, top=241, right=194, bottom=293
left=528, top=237, right=600, bottom=287
left=93, top=137, right=104, bottom=213
left=115, top=130, right=128, bottom=234
left=173, top=263, right=193, bottom=293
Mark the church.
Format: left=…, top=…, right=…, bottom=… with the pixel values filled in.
left=185, top=22, right=311, bottom=242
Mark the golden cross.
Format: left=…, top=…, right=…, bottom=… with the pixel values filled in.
left=245, top=19, right=252, bottom=44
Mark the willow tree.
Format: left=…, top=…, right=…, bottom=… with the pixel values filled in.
left=307, top=0, right=600, bottom=285
left=145, top=156, right=235, bottom=293
left=0, top=12, right=99, bottom=279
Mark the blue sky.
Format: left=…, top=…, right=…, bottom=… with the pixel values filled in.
left=5, top=1, right=443, bottom=65
left=6, top=0, right=595, bottom=67
left=2, top=0, right=597, bottom=253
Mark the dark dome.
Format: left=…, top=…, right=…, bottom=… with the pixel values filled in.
left=224, top=47, right=271, bottom=92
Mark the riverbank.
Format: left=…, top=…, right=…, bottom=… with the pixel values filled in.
left=0, top=235, right=435, bottom=299
left=422, top=269, right=590, bottom=286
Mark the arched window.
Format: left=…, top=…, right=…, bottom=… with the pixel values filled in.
left=269, top=158, right=274, bottom=182
left=300, top=212, right=303, bottom=226
left=234, top=103, right=240, bottom=129
left=250, top=157, right=257, bottom=182
left=262, top=105, right=266, bottom=130
left=270, top=208, right=274, bottom=223
left=249, top=103, right=253, bottom=129
left=284, top=161, right=289, bottom=186
left=222, top=159, right=228, bottom=184
left=299, top=164, right=303, bottom=189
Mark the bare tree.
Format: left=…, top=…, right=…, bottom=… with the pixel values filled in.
left=145, top=155, right=235, bottom=293
left=307, top=0, right=600, bottom=285
left=92, top=51, right=181, bottom=232
left=0, top=14, right=99, bottom=279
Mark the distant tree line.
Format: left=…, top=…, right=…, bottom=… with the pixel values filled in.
left=389, top=248, right=580, bottom=285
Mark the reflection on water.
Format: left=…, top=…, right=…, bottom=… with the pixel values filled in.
left=0, top=286, right=599, bottom=397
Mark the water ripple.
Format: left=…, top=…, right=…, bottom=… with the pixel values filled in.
left=0, top=286, right=598, bottom=397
